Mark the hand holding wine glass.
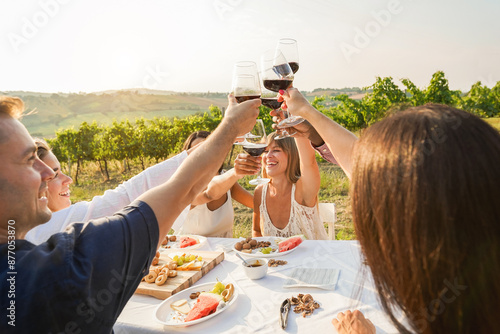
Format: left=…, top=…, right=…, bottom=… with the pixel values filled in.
left=242, top=119, right=270, bottom=186
left=224, top=94, right=261, bottom=139
left=261, top=49, right=294, bottom=139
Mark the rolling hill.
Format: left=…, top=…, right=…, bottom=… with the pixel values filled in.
left=1, top=88, right=362, bottom=138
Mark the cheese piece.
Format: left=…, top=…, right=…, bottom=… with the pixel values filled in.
left=171, top=299, right=191, bottom=314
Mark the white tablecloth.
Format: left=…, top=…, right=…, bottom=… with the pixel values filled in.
left=114, top=239, right=400, bottom=333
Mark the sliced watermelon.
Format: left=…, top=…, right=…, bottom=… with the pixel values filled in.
left=184, top=293, right=223, bottom=322
left=180, top=237, right=198, bottom=248
left=278, top=235, right=305, bottom=252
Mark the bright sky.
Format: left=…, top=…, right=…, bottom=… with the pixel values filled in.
left=1, top=0, right=499, bottom=93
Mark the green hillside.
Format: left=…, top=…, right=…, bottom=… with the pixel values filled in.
left=4, top=90, right=228, bottom=138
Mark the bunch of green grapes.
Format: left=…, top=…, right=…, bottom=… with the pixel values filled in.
left=172, top=254, right=203, bottom=266
left=260, top=247, right=272, bottom=254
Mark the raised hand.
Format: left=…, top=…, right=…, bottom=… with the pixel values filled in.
left=269, top=94, right=324, bottom=147
left=278, top=87, right=312, bottom=119
left=224, top=94, right=261, bottom=138
left=332, top=310, right=376, bottom=334
left=234, top=153, right=261, bottom=176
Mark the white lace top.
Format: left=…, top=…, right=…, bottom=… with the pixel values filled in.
left=260, top=183, right=328, bottom=240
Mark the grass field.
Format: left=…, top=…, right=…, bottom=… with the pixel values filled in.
left=485, top=117, right=500, bottom=130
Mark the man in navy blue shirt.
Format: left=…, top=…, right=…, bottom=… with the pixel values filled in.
left=0, top=95, right=260, bottom=333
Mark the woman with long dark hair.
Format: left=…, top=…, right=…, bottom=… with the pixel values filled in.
left=280, top=88, right=500, bottom=333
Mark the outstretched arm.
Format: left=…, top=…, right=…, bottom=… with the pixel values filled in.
left=279, top=88, right=357, bottom=179
left=138, top=96, right=261, bottom=249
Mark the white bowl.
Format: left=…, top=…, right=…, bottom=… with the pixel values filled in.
left=242, top=258, right=268, bottom=280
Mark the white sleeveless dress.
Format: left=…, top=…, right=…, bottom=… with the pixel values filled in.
left=260, top=183, right=328, bottom=240
left=178, top=191, right=234, bottom=238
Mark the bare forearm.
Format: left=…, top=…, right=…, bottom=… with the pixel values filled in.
left=295, top=137, right=320, bottom=205
left=192, top=169, right=241, bottom=205
left=296, top=137, right=318, bottom=174
left=303, top=105, right=357, bottom=179
left=231, top=183, right=253, bottom=209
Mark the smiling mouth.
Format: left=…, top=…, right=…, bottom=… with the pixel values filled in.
left=267, top=162, right=277, bottom=168
left=59, top=190, right=70, bottom=197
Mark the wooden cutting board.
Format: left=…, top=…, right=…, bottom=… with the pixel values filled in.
left=135, top=249, right=224, bottom=300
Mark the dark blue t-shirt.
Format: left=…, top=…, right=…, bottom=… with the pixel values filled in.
left=0, top=200, right=159, bottom=333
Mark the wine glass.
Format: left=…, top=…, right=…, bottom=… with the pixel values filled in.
left=232, top=62, right=262, bottom=144
left=232, top=74, right=261, bottom=103
left=277, top=38, right=299, bottom=74
left=242, top=119, right=270, bottom=186
left=275, top=38, right=304, bottom=129
left=260, top=49, right=294, bottom=139
left=231, top=73, right=261, bottom=144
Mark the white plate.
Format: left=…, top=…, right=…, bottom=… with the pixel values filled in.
left=154, top=282, right=238, bottom=327
left=161, top=235, right=207, bottom=251
left=232, top=237, right=300, bottom=258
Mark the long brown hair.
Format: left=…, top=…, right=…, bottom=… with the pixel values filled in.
left=182, top=130, right=211, bottom=151
left=352, top=104, right=500, bottom=333
left=262, top=132, right=301, bottom=183
left=182, top=130, right=224, bottom=174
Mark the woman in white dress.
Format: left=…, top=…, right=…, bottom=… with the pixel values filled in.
left=252, top=132, right=328, bottom=240
left=177, top=131, right=255, bottom=238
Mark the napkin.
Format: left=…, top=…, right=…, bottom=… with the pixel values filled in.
left=283, top=268, right=340, bottom=290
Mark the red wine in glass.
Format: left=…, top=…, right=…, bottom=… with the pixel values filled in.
left=288, top=62, right=299, bottom=74
left=235, top=95, right=261, bottom=103
left=242, top=143, right=267, bottom=156
left=263, top=79, right=293, bottom=92
left=261, top=97, right=283, bottom=110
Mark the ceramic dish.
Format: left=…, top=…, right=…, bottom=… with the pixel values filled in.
left=232, top=237, right=300, bottom=258
left=161, top=235, right=207, bottom=251
left=154, top=282, right=238, bottom=327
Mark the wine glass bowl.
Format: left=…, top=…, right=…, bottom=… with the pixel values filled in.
left=232, top=74, right=261, bottom=103
left=277, top=38, right=299, bottom=74
left=231, top=61, right=262, bottom=143
left=260, top=49, right=294, bottom=93
left=274, top=38, right=304, bottom=130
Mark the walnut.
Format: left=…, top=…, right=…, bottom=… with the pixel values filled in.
left=190, top=291, right=201, bottom=299
left=288, top=294, right=320, bottom=318
left=302, top=294, right=313, bottom=303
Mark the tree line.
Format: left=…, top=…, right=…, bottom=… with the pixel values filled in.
left=313, top=71, right=499, bottom=131
left=46, top=71, right=499, bottom=184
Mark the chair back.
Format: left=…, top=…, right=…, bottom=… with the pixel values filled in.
left=318, top=203, right=336, bottom=240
